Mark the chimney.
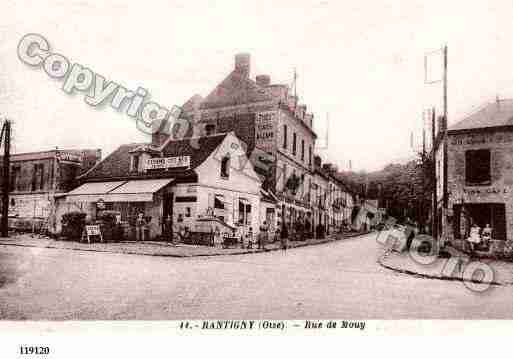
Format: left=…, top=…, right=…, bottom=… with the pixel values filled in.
left=256, top=74, right=271, bottom=87
left=234, top=53, right=250, bottom=78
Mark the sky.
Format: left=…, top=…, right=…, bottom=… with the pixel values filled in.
left=2, top=0, right=513, bottom=171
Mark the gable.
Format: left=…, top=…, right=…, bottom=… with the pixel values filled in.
left=195, top=133, right=262, bottom=194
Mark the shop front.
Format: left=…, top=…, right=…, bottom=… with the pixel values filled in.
left=65, top=178, right=174, bottom=240
left=451, top=199, right=508, bottom=254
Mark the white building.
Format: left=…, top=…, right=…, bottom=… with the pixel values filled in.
left=64, top=132, right=265, bottom=241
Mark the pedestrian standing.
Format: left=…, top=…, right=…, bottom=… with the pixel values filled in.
left=259, top=221, right=269, bottom=250
left=246, top=227, right=253, bottom=249
left=280, top=227, right=288, bottom=251
left=482, top=223, right=492, bottom=244
left=136, top=212, right=146, bottom=241
left=467, top=222, right=481, bottom=258
left=164, top=214, right=172, bottom=243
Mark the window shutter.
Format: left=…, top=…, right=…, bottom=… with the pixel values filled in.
left=492, top=204, right=506, bottom=240
left=491, top=149, right=503, bottom=183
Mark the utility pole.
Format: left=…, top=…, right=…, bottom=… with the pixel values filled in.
left=420, top=121, right=426, bottom=232
left=1, top=119, right=11, bottom=237
left=442, top=45, right=448, bottom=244
left=431, top=107, right=437, bottom=238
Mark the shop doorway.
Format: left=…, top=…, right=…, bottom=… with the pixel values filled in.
left=265, top=208, right=275, bottom=230
left=162, top=192, right=174, bottom=240
left=453, top=203, right=506, bottom=240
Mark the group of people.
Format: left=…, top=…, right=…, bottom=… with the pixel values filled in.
left=236, top=221, right=289, bottom=251
left=466, top=222, right=492, bottom=255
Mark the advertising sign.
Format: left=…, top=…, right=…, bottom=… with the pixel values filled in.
left=144, top=156, right=191, bottom=170
left=255, top=111, right=276, bottom=153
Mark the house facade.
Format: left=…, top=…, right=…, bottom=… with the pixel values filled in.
left=437, top=99, right=513, bottom=254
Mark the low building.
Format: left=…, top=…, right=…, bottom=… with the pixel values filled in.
left=0, top=148, right=101, bottom=233
left=352, top=199, right=382, bottom=231
left=439, top=99, right=513, bottom=254
left=64, top=132, right=264, bottom=240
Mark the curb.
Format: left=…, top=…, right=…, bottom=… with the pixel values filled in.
left=377, top=252, right=503, bottom=286
left=0, top=232, right=370, bottom=258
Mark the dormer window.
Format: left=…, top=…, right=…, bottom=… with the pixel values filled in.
left=205, top=123, right=216, bottom=136
left=220, top=155, right=230, bottom=179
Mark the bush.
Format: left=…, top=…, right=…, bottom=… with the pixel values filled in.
left=61, top=211, right=86, bottom=240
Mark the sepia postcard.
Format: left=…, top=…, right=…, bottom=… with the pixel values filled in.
left=1, top=0, right=513, bottom=356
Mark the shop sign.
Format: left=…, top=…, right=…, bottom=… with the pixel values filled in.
left=451, top=132, right=513, bottom=146
left=144, top=156, right=190, bottom=170
left=56, top=151, right=82, bottom=164
left=463, top=187, right=509, bottom=195
left=85, top=225, right=101, bottom=236
left=84, top=224, right=103, bottom=244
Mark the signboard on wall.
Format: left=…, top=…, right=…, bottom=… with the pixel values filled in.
left=144, top=156, right=191, bottom=170
left=56, top=151, right=83, bottom=164
left=255, top=111, right=276, bottom=153
left=450, top=132, right=513, bottom=146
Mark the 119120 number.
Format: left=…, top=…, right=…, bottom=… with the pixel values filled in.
left=20, top=346, right=50, bottom=355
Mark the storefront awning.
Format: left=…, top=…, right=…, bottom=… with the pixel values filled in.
left=66, top=181, right=126, bottom=202
left=107, top=179, right=174, bottom=202
left=66, top=179, right=174, bottom=203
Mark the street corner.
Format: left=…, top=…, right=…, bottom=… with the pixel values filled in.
left=378, top=246, right=508, bottom=291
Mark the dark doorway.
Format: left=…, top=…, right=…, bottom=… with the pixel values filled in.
left=162, top=192, right=174, bottom=241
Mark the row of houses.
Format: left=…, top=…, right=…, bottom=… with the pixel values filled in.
left=3, top=53, right=379, bottom=240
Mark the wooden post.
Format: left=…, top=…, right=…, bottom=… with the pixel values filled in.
left=1, top=120, right=11, bottom=237
left=431, top=108, right=437, bottom=238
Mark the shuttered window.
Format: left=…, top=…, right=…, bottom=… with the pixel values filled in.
left=465, top=149, right=491, bottom=186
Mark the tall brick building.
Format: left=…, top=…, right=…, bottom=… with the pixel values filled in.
left=440, top=99, right=513, bottom=254
left=154, top=53, right=318, bottom=231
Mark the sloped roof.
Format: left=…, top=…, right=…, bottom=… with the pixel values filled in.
left=79, top=143, right=142, bottom=180
left=449, top=99, right=513, bottom=132
left=161, top=133, right=227, bottom=169
left=200, top=71, right=273, bottom=109
left=182, top=94, right=203, bottom=112
left=82, top=134, right=227, bottom=181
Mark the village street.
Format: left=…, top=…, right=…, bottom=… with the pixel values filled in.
left=1, top=232, right=513, bottom=320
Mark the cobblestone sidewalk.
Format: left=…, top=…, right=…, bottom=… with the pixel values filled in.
left=0, top=231, right=369, bottom=257
left=379, top=246, right=513, bottom=286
